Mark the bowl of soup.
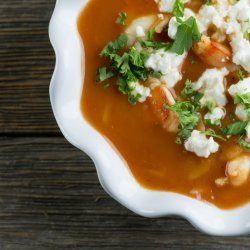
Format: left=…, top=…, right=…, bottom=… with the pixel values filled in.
left=49, top=0, right=250, bottom=235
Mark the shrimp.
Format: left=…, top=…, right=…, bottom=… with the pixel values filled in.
left=215, top=154, right=250, bottom=187
left=226, top=155, right=250, bottom=186
left=193, top=35, right=232, bottom=68
left=125, top=14, right=171, bottom=46
left=148, top=84, right=179, bottom=133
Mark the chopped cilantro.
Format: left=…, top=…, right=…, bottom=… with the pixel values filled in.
left=244, top=31, right=249, bottom=40
left=151, top=71, right=162, bottom=79
left=166, top=101, right=200, bottom=142
left=172, top=0, right=184, bottom=18
left=147, top=29, right=155, bottom=41
left=204, top=0, right=212, bottom=5
left=98, top=34, right=152, bottom=104
left=139, top=40, right=171, bottom=51
left=116, top=12, right=127, bottom=26
left=221, top=121, right=248, bottom=136
left=181, top=80, right=203, bottom=108
left=96, top=67, right=115, bottom=82
left=170, top=16, right=201, bottom=55
left=205, top=118, right=221, bottom=126
left=234, top=92, right=250, bottom=106
left=237, top=69, right=245, bottom=80
left=205, top=102, right=215, bottom=113
left=238, top=138, right=250, bottom=152
left=100, top=34, right=128, bottom=58
left=201, top=129, right=226, bottom=141
left=128, top=92, right=142, bottom=105
left=181, top=80, right=196, bottom=98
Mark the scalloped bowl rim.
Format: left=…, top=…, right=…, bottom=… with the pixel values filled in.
left=49, top=0, right=250, bottom=236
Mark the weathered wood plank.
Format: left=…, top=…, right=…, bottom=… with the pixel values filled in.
left=0, top=137, right=249, bottom=249
left=0, top=0, right=59, bottom=133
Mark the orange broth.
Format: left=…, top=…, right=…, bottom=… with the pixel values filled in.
left=78, top=0, right=250, bottom=209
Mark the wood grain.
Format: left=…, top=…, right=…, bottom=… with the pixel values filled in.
left=0, top=137, right=249, bottom=250
left=0, top=0, right=59, bottom=133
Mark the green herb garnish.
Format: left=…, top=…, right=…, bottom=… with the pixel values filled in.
left=96, top=67, right=115, bottom=82
left=116, top=12, right=127, bottom=26
left=234, top=92, right=250, bottom=106
left=221, top=121, right=248, bottom=136
left=237, top=70, right=245, bottom=80
left=170, top=16, right=201, bottom=55
left=139, top=40, right=171, bottom=51
left=201, top=129, right=226, bottom=141
left=181, top=80, right=203, bottom=108
left=172, top=0, right=184, bottom=18
left=166, top=101, right=200, bottom=142
left=238, top=138, right=250, bottom=152
left=101, top=34, right=128, bottom=58
left=98, top=34, right=153, bottom=104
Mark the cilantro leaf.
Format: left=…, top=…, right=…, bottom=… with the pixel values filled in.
left=237, top=69, right=245, bottom=80
left=170, top=16, right=201, bottom=55
left=181, top=80, right=196, bottom=98
left=96, top=67, right=115, bottom=82
left=201, top=129, right=226, bottom=141
left=116, top=12, right=127, bottom=26
left=139, top=40, right=171, bottom=51
left=172, top=0, right=184, bottom=17
left=221, top=121, right=248, bottom=136
left=147, top=29, right=155, bottom=41
left=204, top=0, right=212, bottom=5
left=234, top=92, right=250, bottom=106
left=166, top=101, right=200, bottom=142
left=238, top=139, right=250, bottom=152
left=180, top=80, right=203, bottom=109
left=128, top=93, right=142, bottom=105
left=100, top=34, right=128, bottom=58
left=172, top=0, right=184, bottom=18
left=151, top=71, right=162, bottom=79
left=99, top=41, right=152, bottom=104
left=204, top=101, right=215, bottom=113
left=205, top=118, right=221, bottom=126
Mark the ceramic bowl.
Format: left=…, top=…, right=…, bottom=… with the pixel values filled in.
left=49, top=0, right=250, bottom=236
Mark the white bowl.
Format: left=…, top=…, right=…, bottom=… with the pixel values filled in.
left=49, top=0, right=250, bottom=236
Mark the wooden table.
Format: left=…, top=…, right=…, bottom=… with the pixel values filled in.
left=1, top=1, right=250, bottom=249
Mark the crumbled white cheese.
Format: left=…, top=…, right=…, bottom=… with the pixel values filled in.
left=128, top=82, right=151, bottom=103
left=198, top=4, right=225, bottom=32
left=135, top=26, right=146, bottom=38
left=230, top=35, right=250, bottom=72
left=145, top=49, right=187, bottom=88
left=235, top=104, right=249, bottom=121
left=158, top=0, right=190, bottom=13
left=184, top=130, right=219, bottom=158
left=193, top=68, right=229, bottom=107
left=204, top=107, right=225, bottom=125
left=196, top=0, right=250, bottom=72
left=228, top=77, right=250, bottom=96
left=158, top=0, right=176, bottom=13
left=228, top=78, right=250, bottom=121
left=168, top=17, right=179, bottom=40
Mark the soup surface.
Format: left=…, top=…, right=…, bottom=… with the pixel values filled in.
left=78, top=0, right=250, bottom=209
